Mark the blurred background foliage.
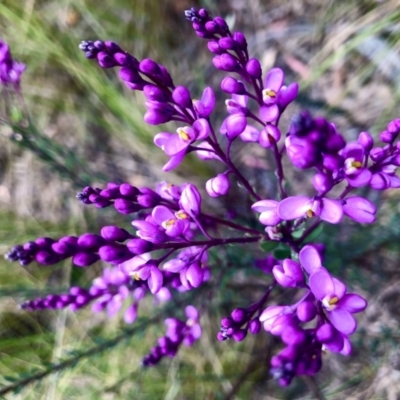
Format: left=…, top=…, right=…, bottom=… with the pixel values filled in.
left=1, top=0, right=400, bottom=398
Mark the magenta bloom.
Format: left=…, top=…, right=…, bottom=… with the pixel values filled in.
left=342, top=196, right=376, bottom=223
left=341, top=143, right=371, bottom=187
left=252, top=199, right=281, bottom=226
left=277, top=196, right=343, bottom=224
left=152, top=205, right=190, bottom=237
left=206, top=173, right=230, bottom=197
left=309, top=268, right=367, bottom=335
left=259, top=68, right=284, bottom=122
left=0, top=40, right=25, bottom=89
left=193, top=87, right=215, bottom=118
left=272, top=259, right=304, bottom=288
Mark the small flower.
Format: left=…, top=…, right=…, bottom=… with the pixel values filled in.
left=277, top=196, right=343, bottom=224
left=341, top=143, right=371, bottom=187
left=272, top=259, right=304, bottom=288
left=342, top=196, right=376, bottom=223
left=309, top=268, right=367, bottom=335
left=152, top=205, right=190, bottom=237
left=252, top=200, right=281, bottom=226
left=259, top=68, right=284, bottom=122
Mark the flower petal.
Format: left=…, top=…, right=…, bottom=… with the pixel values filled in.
left=259, top=104, right=279, bottom=122
left=320, top=198, right=343, bottom=224
left=309, top=267, right=334, bottom=300
left=277, top=196, right=311, bottom=220
left=329, top=308, right=357, bottom=335
left=299, top=245, right=322, bottom=274
left=148, top=267, right=163, bottom=294
left=347, top=169, right=372, bottom=187
left=340, top=294, right=367, bottom=313
left=343, top=196, right=376, bottom=223
left=264, top=68, right=284, bottom=92
left=152, top=205, right=175, bottom=225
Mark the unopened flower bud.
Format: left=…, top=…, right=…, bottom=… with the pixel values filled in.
left=312, top=173, right=333, bottom=193
left=358, top=131, right=374, bottom=152
left=245, top=58, right=262, bottom=78
left=172, top=86, right=192, bottom=108
left=221, top=76, right=246, bottom=94
left=180, top=184, right=202, bottom=217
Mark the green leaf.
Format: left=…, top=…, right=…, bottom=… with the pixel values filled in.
left=292, top=228, right=305, bottom=239
left=260, top=241, right=279, bottom=252
left=274, top=247, right=291, bottom=260
left=305, top=223, right=324, bottom=242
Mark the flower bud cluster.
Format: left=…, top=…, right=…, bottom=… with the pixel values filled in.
left=4, top=5, right=400, bottom=389
left=143, top=305, right=201, bottom=366
left=77, top=182, right=161, bottom=213
left=0, top=39, right=25, bottom=88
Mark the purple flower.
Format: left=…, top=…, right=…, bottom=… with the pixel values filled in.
left=260, top=305, right=294, bottom=334
left=252, top=200, right=281, bottom=226
left=193, top=87, right=215, bottom=118
left=258, top=125, right=281, bottom=148
left=298, top=245, right=323, bottom=274
left=0, top=40, right=25, bottom=89
left=180, top=184, right=202, bottom=217
left=309, top=268, right=367, bottom=335
left=205, top=173, right=230, bottom=197
left=277, top=196, right=343, bottom=224
left=342, top=196, right=376, bottom=223
left=341, top=143, right=371, bottom=187
left=131, top=220, right=166, bottom=243
left=152, top=205, right=190, bottom=237
left=259, top=68, right=284, bottom=122
left=273, top=259, right=304, bottom=288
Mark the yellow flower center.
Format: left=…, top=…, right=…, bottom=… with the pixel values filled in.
left=263, top=89, right=277, bottom=98
left=175, top=211, right=189, bottom=220
left=351, top=161, right=362, bottom=168
left=306, top=209, right=315, bottom=218
left=162, top=218, right=176, bottom=229
left=129, top=272, right=141, bottom=281
left=328, top=296, right=339, bottom=306
left=177, top=127, right=190, bottom=141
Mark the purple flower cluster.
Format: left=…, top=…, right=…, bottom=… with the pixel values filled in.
left=4, top=6, right=400, bottom=389
left=0, top=39, right=25, bottom=89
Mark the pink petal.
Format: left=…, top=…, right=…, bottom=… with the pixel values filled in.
left=264, top=68, right=284, bottom=92
left=252, top=199, right=279, bottom=212
left=299, top=245, right=322, bottom=274
left=185, top=305, right=199, bottom=320
left=277, top=196, right=311, bottom=220
left=346, top=169, right=372, bottom=187
left=162, top=150, right=186, bottom=172
left=190, top=323, right=202, bottom=340
left=332, top=278, right=347, bottom=299
left=340, top=294, right=367, bottom=313
left=329, top=308, right=357, bottom=335
left=154, top=132, right=172, bottom=148
left=309, top=268, right=334, bottom=300
left=148, top=267, right=163, bottom=294
left=240, top=124, right=259, bottom=142
left=340, top=336, right=352, bottom=355
left=164, top=134, right=189, bottom=156
left=232, top=93, right=248, bottom=108
left=152, top=205, right=175, bottom=225
left=259, top=104, right=279, bottom=122
left=320, top=198, right=343, bottom=224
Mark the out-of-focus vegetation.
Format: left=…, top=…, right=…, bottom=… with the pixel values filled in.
left=1, top=0, right=400, bottom=398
